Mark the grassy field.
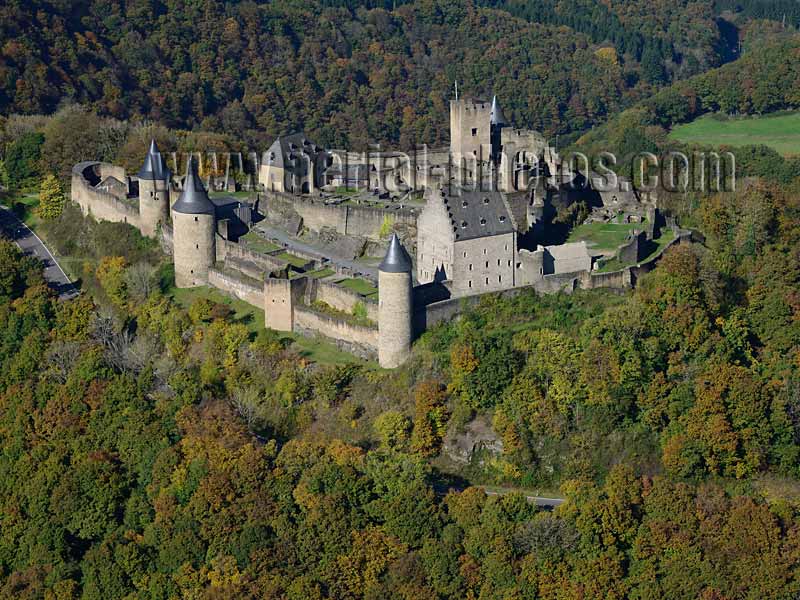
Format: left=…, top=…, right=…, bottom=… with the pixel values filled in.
left=567, top=221, right=643, bottom=252
left=668, top=111, right=800, bottom=156
left=2, top=191, right=41, bottom=230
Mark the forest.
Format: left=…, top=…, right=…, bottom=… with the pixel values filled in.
left=0, top=159, right=799, bottom=597
left=1, top=2, right=800, bottom=598
left=0, top=0, right=747, bottom=149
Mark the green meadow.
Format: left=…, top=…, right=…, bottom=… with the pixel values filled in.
left=668, top=111, right=800, bottom=156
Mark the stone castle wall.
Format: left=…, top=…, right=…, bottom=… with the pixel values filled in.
left=218, top=237, right=297, bottom=274
left=208, top=267, right=264, bottom=308
left=294, top=307, right=378, bottom=357
left=71, top=161, right=140, bottom=229
left=306, top=279, right=378, bottom=322
left=264, top=190, right=417, bottom=240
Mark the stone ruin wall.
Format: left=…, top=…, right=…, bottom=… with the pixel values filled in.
left=305, top=278, right=378, bottom=322
left=293, top=307, right=378, bottom=358
left=208, top=267, right=264, bottom=308
left=71, top=162, right=141, bottom=230
left=263, top=190, right=417, bottom=241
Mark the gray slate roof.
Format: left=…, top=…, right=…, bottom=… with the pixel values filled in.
left=490, top=96, right=507, bottom=126
left=264, top=133, right=323, bottom=170
left=379, top=234, right=412, bottom=273
left=137, top=139, right=171, bottom=181
left=171, top=157, right=216, bottom=215
left=440, top=188, right=515, bottom=241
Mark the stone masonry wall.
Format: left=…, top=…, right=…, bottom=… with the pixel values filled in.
left=294, top=307, right=378, bottom=356
left=264, top=190, right=417, bottom=241
left=309, top=279, right=378, bottom=322
left=72, top=162, right=140, bottom=229
left=208, top=267, right=264, bottom=308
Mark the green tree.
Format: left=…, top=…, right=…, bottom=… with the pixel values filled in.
left=5, top=132, right=44, bottom=187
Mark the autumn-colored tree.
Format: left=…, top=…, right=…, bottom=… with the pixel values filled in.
left=411, top=380, right=449, bottom=456
left=95, top=256, right=128, bottom=307
left=37, top=174, right=65, bottom=220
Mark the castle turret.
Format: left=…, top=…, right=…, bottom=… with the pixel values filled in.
left=378, top=234, right=413, bottom=368
left=171, top=157, right=216, bottom=288
left=137, top=139, right=171, bottom=237
left=489, top=95, right=507, bottom=165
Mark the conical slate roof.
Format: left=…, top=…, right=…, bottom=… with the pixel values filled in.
left=137, top=139, right=171, bottom=181
left=490, top=95, right=507, bottom=126
left=379, top=233, right=412, bottom=273
left=171, top=157, right=216, bottom=215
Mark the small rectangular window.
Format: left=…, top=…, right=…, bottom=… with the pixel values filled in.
left=469, top=264, right=473, bottom=271
left=485, top=277, right=489, bottom=285
left=471, top=128, right=477, bottom=136
left=468, top=280, right=472, bottom=288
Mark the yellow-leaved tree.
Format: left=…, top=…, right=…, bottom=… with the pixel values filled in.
left=38, top=174, right=65, bottom=220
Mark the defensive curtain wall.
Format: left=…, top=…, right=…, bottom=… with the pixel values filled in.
left=72, top=162, right=141, bottom=229
left=263, top=190, right=418, bottom=239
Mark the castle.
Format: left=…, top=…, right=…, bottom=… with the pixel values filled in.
left=71, top=94, right=688, bottom=368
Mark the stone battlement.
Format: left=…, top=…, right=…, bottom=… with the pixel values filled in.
left=71, top=161, right=141, bottom=229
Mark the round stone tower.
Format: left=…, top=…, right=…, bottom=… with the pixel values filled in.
left=137, top=139, right=171, bottom=238
left=378, top=234, right=413, bottom=368
left=171, top=157, right=216, bottom=288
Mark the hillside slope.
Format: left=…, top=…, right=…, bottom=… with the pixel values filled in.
left=0, top=0, right=741, bottom=148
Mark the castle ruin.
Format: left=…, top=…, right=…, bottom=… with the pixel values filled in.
left=71, top=93, right=688, bottom=368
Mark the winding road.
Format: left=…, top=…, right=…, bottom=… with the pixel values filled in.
left=0, top=204, right=78, bottom=300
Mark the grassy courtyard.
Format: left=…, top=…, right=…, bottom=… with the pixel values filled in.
left=668, top=111, right=800, bottom=156
left=596, top=228, right=676, bottom=272
left=335, top=277, right=378, bottom=299
left=241, top=229, right=281, bottom=253
left=567, top=221, right=645, bottom=252
left=275, top=251, right=309, bottom=269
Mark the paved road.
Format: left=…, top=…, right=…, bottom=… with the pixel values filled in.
left=482, top=488, right=565, bottom=508
left=254, top=223, right=379, bottom=279
left=0, top=205, right=79, bottom=300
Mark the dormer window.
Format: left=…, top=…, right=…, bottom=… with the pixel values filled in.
left=462, top=200, right=468, bottom=208
left=461, top=221, right=467, bottom=228
left=480, top=218, right=487, bottom=226
left=499, top=215, right=506, bottom=222
left=483, top=197, right=490, bottom=204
